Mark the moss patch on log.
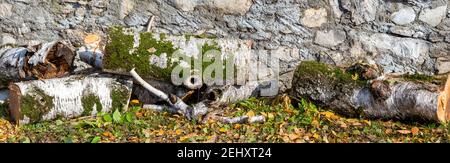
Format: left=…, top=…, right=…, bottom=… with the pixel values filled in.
left=81, top=94, right=103, bottom=116
left=104, top=26, right=236, bottom=82
left=402, top=74, right=447, bottom=85
left=104, top=27, right=178, bottom=81
left=0, top=102, right=8, bottom=118
left=295, top=61, right=367, bottom=86
left=20, top=87, right=54, bottom=123
left=111, top=86, right=130, bottom=112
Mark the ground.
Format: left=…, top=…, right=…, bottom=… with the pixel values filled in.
left=0, top=95, right=449, bottom=143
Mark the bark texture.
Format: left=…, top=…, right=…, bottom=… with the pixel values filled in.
left=8, top=74, right=133, bottom=125
left=290, top=61, right=450, bottom=123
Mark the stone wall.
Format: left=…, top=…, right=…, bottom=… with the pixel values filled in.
left=1, top=0, right=449, bottom=91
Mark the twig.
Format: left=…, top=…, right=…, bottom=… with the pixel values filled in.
left=129, top=68, right=193, bottom=119
left=147, top=16, right=155, bottom=32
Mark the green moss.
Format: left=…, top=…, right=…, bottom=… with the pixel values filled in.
left=402, top=74, right=445, bottom=84
left=110, top=87, right=130, bottom=112
left=104, top=26, right=235, bottom=82
left=20, top=87, right=54, bottom=123
left=0, top=102, right=8, bottom=119
left=295, top=61, right=366, bottom=86
left=104, top=27, right=178, bottom=81
left=81, top=94, right=103, bottom=116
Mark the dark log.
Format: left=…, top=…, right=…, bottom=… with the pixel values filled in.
left=0, top=41, right=76, bottom=88
left=290, top=61, right=450, bottom=123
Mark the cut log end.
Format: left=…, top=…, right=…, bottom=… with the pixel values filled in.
left=437, top=74, right=450, bottom=123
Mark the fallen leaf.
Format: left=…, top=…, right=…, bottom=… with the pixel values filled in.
left=246, top=111, right=255, bottom=117
left=411, top=127, right=419, bottom=136
left=175, top=129, right=183, bottom=135
left=234, top=124, right=241, bottom=130
left=312, top=133, right=320, bottom=139
left=397, top=130, right=411, bottom=134
left=130, top=99, right=140, bottom=105
left=385, top=129, right=393, bottom=134
left=268, top=113, right=275, bottom=120
left=288, top=134, right=299, bottom=140
left=147, top=47, right=157, bottom=53
left=157, top=129, right=165, bottom=136
left=363, top=120, right=371, bottom=126
left=219, top=127, right=228, bottom=133
left=102, top=131, right=112, bottom=137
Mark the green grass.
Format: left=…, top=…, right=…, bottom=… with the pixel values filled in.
left=1, top=96, right=448, bottom=143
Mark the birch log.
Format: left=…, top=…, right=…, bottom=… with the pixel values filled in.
left=8, top=74, right=133, bottom=125
left=290, top=61, right=450, bottom=123
left=0, top=41, right=76, bottom=88
left=79, top=27, right=252, bottom=89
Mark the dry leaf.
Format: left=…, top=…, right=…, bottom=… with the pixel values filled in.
left=397, top=130, right=411, bottom=134
left=411, top=127, right=419, bottom=136
left=288, top=134, right=299, bottom=140
left=157, top=129, right=165, bottom=136
left=147, top=47, right=157, bottom=53
left=385, top=129, right=393, bottom=134
left=130, top=99, right=140, bottom=105
left=175, top=129, right=183, bottom=135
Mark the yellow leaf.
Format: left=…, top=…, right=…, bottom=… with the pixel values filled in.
left=179, top=136, right=188, bottom=142
left=130, top=99, right=140, bottom=105
left=175, top=129, right=183, bottom=135
left=102, top=131, right=112, bottom=137
left=363, top=120, right=371, bottom=126
left=312, top=133, right=320, bottom=139
left=352, top=73, right=359, bottom=81
left=157, top=129, right=165, bottom=136
left=411, top=127, right=420, bottom=136
left=234, top=124, right=241, bottom=130
left=246, top=111, right=255, bottom=117
left=268, top=113, right=275, bottom=120
left=219, top=127, right=228, bottom=133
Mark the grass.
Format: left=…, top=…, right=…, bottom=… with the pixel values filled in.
left=0, top=96, right=449, bottom=143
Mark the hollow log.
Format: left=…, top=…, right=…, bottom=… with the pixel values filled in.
left=290, top=61, right=450, bottom=123
left=0, top=41, right=76, bottom=88
left=8, top=74, right=133, bottom=125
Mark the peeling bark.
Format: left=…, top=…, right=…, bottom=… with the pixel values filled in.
left=0, top=41, right=76, bottom=88
left=290, top=61, right=450, bottom=123
left=8, top=74, right=133, bottom=125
